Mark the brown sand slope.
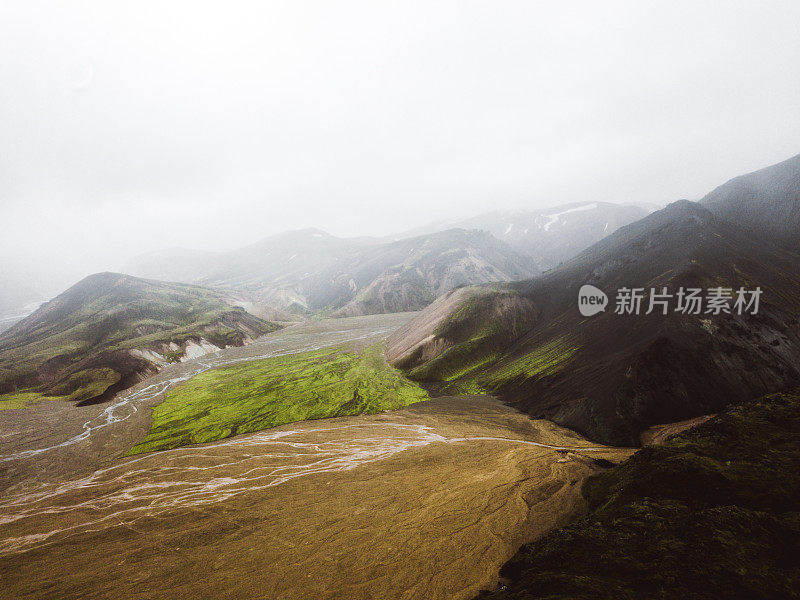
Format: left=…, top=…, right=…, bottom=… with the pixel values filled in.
left=0, top=396, right=630, bottom=600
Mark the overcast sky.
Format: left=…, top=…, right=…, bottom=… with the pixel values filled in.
left=2, top=1, right=800, bottom=294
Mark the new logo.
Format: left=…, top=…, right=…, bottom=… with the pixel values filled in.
left=578, top=285, right=608, bottom=317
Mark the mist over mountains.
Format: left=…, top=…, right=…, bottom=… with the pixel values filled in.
left=125, top=228, right=538, bottom=316
left=123, top=201, right=649, bottom=317
left=0, top=197, right=651, bottom=404
left=701, top=152, right=800, bottom=250
left=388, top=153, right=800, bottom=445
left=0, top=136, right=798, bottom=600
left=0, top=201, right=651, bottom=328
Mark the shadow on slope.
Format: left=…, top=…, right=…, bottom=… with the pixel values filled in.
left=389, top=200, right=800, bottom=445
left=475, top=389, right=800, bottom=600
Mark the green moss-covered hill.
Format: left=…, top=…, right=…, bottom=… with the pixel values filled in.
left=0, top=272, right=281, bottom=406
left=476, top=390, right=800, bottom=600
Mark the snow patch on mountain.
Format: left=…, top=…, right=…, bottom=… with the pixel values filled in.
left=542, top=203, right=599, bottom=231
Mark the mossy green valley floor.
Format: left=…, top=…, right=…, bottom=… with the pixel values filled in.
left=0, top=391, right=59, bottom=411
left=128, top=343, right=429, bottom=454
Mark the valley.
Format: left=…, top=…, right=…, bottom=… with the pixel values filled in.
left=0, top=313, right=414, bottom=489
left=0, top=313, right=631, bottom=600
left=0, top=397, right=629, bottom=600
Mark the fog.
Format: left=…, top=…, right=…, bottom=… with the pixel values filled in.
left=2, top=1, right=800, bottom=300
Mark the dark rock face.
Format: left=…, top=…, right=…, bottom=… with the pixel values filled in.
left=475, top=390, right=800, bottom=600
left=70, top=350, right=158, bottom=406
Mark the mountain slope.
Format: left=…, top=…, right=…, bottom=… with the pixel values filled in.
left=388, top=199, right=800, bottom=446
left=0, top=273, right=280, bottom=406
left=127, top=228, right=540, bottom=316
left=476, top=390, right=800, bottom=600
left=702, top=152, right=800, bottom=250
left=331, top=229, right=540, bottom=316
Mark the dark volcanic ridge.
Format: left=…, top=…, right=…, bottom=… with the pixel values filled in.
left=476, top=389, right=800, bottom=600
left=702, top=152, right=800, bottom=251
left=389, top=154, right=800, bottom=446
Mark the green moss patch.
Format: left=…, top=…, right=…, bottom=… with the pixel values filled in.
left=401, top=287, right=578, bottom=396
left=128, top=343, right=429, bottom=455
left=480, top=338, right=578, bottom=386
left=435, top=337, right=579, bottom=396
left=0, top=391, right=59, bottom=411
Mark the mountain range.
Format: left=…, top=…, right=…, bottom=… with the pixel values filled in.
left=0, top=199, right=652, bottom=407
left=2, top=152, right=799, bottom=599
left=126, top=228, right=541, bottom=316
left=388, top=153, right=800, bottom=446
left=125, top=201, right=649, bottom=317
left=3, top=154, right=799, bottom=430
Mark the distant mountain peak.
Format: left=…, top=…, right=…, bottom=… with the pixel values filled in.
left=126, top=225, right=539, bottom=318
left=293, top=227, right=334, bottom=238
